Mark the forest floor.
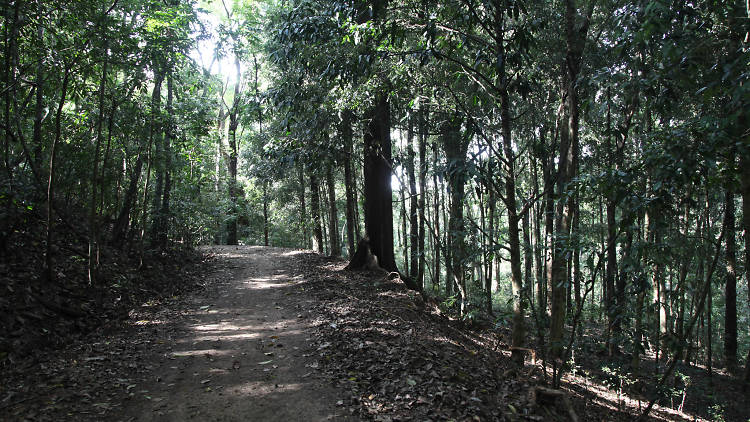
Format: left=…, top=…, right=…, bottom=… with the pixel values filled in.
left=1, top=246, right=747, bottom=421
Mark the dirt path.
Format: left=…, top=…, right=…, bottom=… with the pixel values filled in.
left=119, top=246, right=352, bottom=421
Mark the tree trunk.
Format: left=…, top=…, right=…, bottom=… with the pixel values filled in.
left=486, top=185, right=495, bottom=313
left=90, top=41, right=109, bottom=284
left=158, top=71, right=173, bottom=250
left=43, top=63, right=71, bottom=281
left=605, top=89, right=618, bottom=353
left=741, top=126, right=750, bottom=384
left=407, top=114, right=419, bottom=281
left=543, top=138, right=555, bottom=316
left=326, top=163, right=340, bottom=257
left=441, top=112, right=468, bottom=313
left=523, top=204, right=533, bottom=308
left=492, top=7, right=526, bottom=359
left=298, top=164, right=309, bottom=249
left=722, top=172, right=737, bottom=370
left=31, top=22, right=45, bottom=171
left=342, top=109, right=357, bottom=257
left=263, top=180, right=270, bottom=246
left=309, top=170, right=324, bottom=254
left=433, top=142, right=441, bottom=290
left=400, top=182, right=409, bottom=275
left=225, top=58, right=241, bottom=246
left=549, top=0, right=593, bottom=364
left=363, top=95, right=397, bottom=272
left=417, top=103, right=428, bottom=290
left=112, top=156, right=143, bottom=246
left=150, top=66, right=166, bottom=247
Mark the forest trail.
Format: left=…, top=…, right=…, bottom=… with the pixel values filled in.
left=119, top=246, right=351, bottom=421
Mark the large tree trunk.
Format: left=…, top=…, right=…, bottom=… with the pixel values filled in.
left=363, top=95, right=397, bottom=272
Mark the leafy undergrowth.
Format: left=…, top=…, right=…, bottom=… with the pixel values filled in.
left=296, top=253, right=736, bottom=422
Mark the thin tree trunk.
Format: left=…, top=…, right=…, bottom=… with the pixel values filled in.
left=719, top=141, right=739, bottom=372
left=492, top=8, right=526, bottom=359
left=342, top=109, right=357, bottom=257
left=740, top=124, right=750, bottom=384
left=32, top=22, right=45, bottom=170
left=433, top=142, right=441, bottom=291
left=549, top=0, right=593, bottom=365
left=151, top=66, right=166, bottom=247
left=43, top=63, right=71, bottom=281
left=417, top=103, right=428, bottom=290
left=226, top=57, right=241, bottom=246
left=263, top=180, right=270, bottom=246
left=407, top=114, right=419, bottom=281
left=326, top=163, right=340, bottom=257
left=298, top=164, right=308, bottom=249
left=441, top=112, right=468, bottom=313
left=486, top=186, right=495, bottom=313
left=89, top=41, right=109, bottom=284
left=158, top=71, right=173, bottom=250
left=400, top=182, right=409, bottom=275
left=309, top=170, right=324, bottom=254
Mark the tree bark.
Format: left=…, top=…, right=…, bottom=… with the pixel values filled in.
left=225, top=58, right=241, bottom=246
left=549, top=0, right=593, bottom=363
left=363, top=95, right=397, bottom=271
left=407, top=113, right=419, bottom=281
left=150, top=65, right=166, bottom=247
left=342, top=109, right=357, bottom=257
left=326, top=163, right=340, bottom=257
left=263, top=180, right=270, bottom=246
left=740, top=123, right=750, bottom=384
left=309, top=169, right=324, bottom=253
left=417, top=103, right=428, bottom=290
left=723, top=160, right=737, bottom=371
left=491, top=6, right=526, bottom=359
left=90, top=40, right=109, bottom=284
left=157, top=71, right=173, bottom=250
left=44, top=63, right=71, bottom=281
left=441, top=112, right=468, bottom=314
left=433, top=141, right=441, bottom=290
left=298, top=163, right=309, bottom=249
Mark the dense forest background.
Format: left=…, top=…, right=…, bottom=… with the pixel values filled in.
left=1, top=0, right=749, bottom=419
